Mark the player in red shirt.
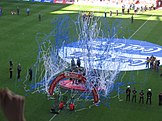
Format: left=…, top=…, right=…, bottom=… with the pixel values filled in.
left=59, top=102, right=64, bottom=110
left=69, top=103, right=75, bottom=111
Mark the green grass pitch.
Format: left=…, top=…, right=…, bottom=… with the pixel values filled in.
left=0, top=1, right=162, bottom=121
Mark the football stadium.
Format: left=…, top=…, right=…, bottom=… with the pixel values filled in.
left=0, top=0, right=162, bottom=121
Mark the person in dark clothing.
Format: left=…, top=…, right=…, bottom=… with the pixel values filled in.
left=110, top=11, right=112, bottom=16
left=126, top=85, right=131, bottom=101
left=156, top=60, right=160, bottom=71
left=77, top=57, right=81, bottom=67
left=146, top=89, right=152, bottom=104
left=29, top=68, right=32, bottom=81
left=9, top=60, right=13, bottom=68
left=132, top=87, right=137, bottom=102
left=116, top=10, right=118, bottom=16
left=146, top=57, right=150, bottom=68
left=38, top=14, right=41, bottom=21
left=139, top=90, right=144, bottom=104
left=104, top=11, right=107, bottom=18
left=131, top=15, right=134, bottom=23
left=71, top=58, right=75, bottom=68
left=159, top=92, right=162, bottom=105
left=122, top=5, right=125, bottom=14
left=50, top=106, right=59, bottom=114
left=17, top=6, right=20, bottom=15
left=9, top=66, right=13, bottom=79
left=17, top=63, right=21, bottom=79
left=9, top=60, right=13, bottom=79
left=127, top=8, right=130, bottom=14
left=50, top=95, right=59, bottom=114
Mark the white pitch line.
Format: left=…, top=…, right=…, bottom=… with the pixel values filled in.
left=75, top=108, right=87, bottom=112
left=49, top=114, right=57, bottom=121
left=128, top=14, right=153, bottom=39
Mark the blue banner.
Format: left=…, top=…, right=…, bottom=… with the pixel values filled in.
left=32, top=0, right=53, bottom=3
left=59, top=38, right=162, bottom=71
left=43, top=0, right=53, bottom=2
left=32, top=0, right=41, bottom=2
left=23, top=0, right=31, bottom=1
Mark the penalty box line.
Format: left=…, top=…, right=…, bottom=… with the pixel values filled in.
left=128, top=14, right=154, bottom=40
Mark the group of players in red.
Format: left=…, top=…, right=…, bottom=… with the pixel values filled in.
left=50, top=96, right=75, bottom=114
